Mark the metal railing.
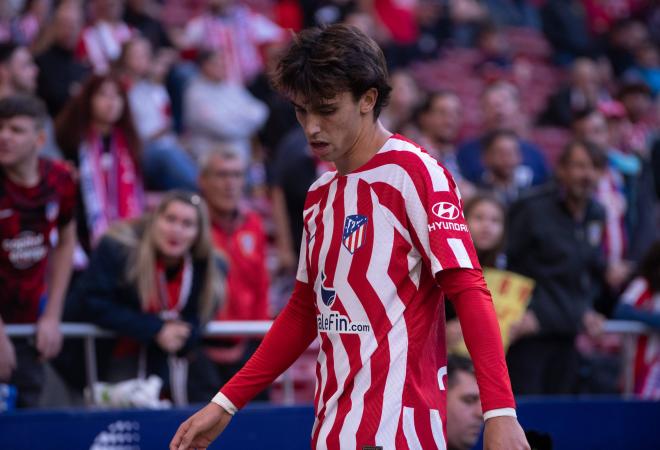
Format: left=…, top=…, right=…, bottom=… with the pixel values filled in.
left=3, top=320, right=654, bottom=405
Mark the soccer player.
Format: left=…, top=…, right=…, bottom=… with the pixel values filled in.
left=0, top=95, right=76, bottom=407
left=170, top=25, right=528, bottom=450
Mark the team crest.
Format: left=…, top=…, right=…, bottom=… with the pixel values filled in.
left=342, top=214, right=368, bottom=254
left=45, top=201, right=59, bottom=222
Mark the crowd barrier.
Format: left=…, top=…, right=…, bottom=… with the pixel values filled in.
left=1, top=398, right=659, bottom=450
left=4, top=319, right=651, bottom=401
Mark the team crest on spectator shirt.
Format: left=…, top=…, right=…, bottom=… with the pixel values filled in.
left=342, top=214, right=368, bottom=254
left=45, top=201, right=59, bottom=222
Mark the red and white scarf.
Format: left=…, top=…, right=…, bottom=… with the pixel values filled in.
left=79, top=129, right=144, bottom=246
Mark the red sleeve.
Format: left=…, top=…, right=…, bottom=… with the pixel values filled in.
left=437, top=268, right=516, bottom=413
left=219, top=279, right=317, bottom=408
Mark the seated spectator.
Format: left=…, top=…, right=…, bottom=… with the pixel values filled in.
left=0, top=95, right=76, bottom=408
left=615, top=241, right=660, bottom=399
left=540, top=57, right=611, bottom=128
left=618, top=81, right=656, bottom=157
left=379, top=69, right=420, bottom=134
left=35, top=2, right=89, bottom=118
left=77, top=0, right=134, bottom=74
left=0, top=42, right=38, bottom=99
left=14, top=0, right=51, bottom=48
left=55, top=74, right=145, bottom=255
left=541, top=0, right=597, bottom=63
left=123, top=0, right=172, bottom=50
left=183, top=49, right=268, bottom=162
left=624, top=41, right=660, bottom=97
left=481, top=0, right=540, bottom=29
left=1, top=41, right=60, bottom=159
left=506, top=141, right=608, bottom=395
left=198, top=147, right=270, bottom=388
left=174, top=0, right=283, bottom=85
left=478, top=129, right=533, bottom=206
left=446, top=355, right=483, bottom=450
left=605, top=19, right=650, bottom=77
left=457, top=81, right=549, bottom=186
left=474, top=23, right=513, bottom=77
left=70, top=191, right=224, bottom=404
left=415, top=90, right=472, bottom=192
left=118, top=37, right=198, bottom=191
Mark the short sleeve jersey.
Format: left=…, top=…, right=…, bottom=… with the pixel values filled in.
left=0, top=158, right=76, bottom=323
left=297, top=135, right=480, bottom=449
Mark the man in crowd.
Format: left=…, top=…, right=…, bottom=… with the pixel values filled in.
left=506, top=141, right=607, bottom=394
left=447, top=354, right=484, bottom=450
left=0, top=95, right=76, bottom=407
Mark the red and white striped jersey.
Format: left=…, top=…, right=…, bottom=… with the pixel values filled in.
left=621, top=277, right=660, bottom=399
left=297, top=134, right=480, bottom=449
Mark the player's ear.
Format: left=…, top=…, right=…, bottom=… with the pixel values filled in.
left=359, top=88, right=378, bottom=115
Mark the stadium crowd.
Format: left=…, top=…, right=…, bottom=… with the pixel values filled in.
left=0, top=0, right=659, bottom=420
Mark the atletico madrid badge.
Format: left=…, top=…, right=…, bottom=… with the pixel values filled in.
left=342, top=214, right=368, bottom=254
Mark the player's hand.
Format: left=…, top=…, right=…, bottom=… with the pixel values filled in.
left=156, top=321, right=191, bottom=354
left=0, top=330, right=17, bottom=381
left=483, top=416, right=530, bottom=450
left=170, top=402, right=232, bottom=450
left=36, top=316, right=63, bottom=360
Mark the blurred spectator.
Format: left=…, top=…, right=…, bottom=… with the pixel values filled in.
left=413, top=0, right=451, bottom=60
left=118, top=37, right=198, bottom=191
left=183, top=49, right=268, bottom=162
left=624, top=41, right=660, bottom=97
left=456, top=81, right=549, bottom=185
left=446, top=354, right=483, bottom=450
left=70, top=191, right=223, bottom=404
left=478, top=129, right=533, bottom=206
left=198, top=148, right=270, bottom=388
left=379, top=69, right=420, bottom=133
left=474, top=23, right=512, bottom=76
left=618, top=81, right=656, bottom=157
left=55, top=74, right=144, bottom=255
left=541, top=0, right=596, bottom=63
left=540, top=58, right=612, bottom=128
left=582, top=0, right=648, bottom=37
left=614, top=241, right=660, bottom=399
left=34, top=2, right=89, bottom=117
left=0, top=95, right=76, bottom=407
left=0, top=42, right=38, bottom=98
left=415, top=90, right=474, bottom=197
left=123, top=0, right=172, bottom=50
left=481, top=0, right=540, bottom=29
left=1, top=41, right=60, bottom=159
left=0, top=0, right=50, bottom=46
left=506, top=141, right=608, bottom=395
left=605, top=19, right=650, bottom=77
left=174, top=0, right=284, bottom=85
left=77, top=0, right=134, bottom=74
left=573, top=107, right=657, bottom=272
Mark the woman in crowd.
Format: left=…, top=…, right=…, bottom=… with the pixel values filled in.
left=615, top=241, right=660, bottom=398
left=55, top=73, right=145, bottom=256
left=117, top=37, right=199, bottom=191
left=71, top=190, right=225, bottom=403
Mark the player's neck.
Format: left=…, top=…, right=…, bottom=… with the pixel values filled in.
left=3, top=155, right=40, bottom=187
left=335, top=120, right=391, bottom=175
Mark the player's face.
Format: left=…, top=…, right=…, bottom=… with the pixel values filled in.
left=153, top=200, right=199, bottom=260
left=0, top=116, right=44, bottom=168
left=91, top=81, right=125, bottom=127
left=467, top=200, right=504, bottom=254
left=292, top=90, right=375, bottom=172
left=199, top=154, right=246, bottom=215
left=447, top=372, right=483, bottom=450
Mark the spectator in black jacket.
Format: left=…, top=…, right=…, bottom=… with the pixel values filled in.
left=69, top=190, right=225, bottom=402
left=505, top=141, right=608, bottom=395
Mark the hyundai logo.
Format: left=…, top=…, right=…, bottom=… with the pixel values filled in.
left=432, top=202, right=460, bottom=220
